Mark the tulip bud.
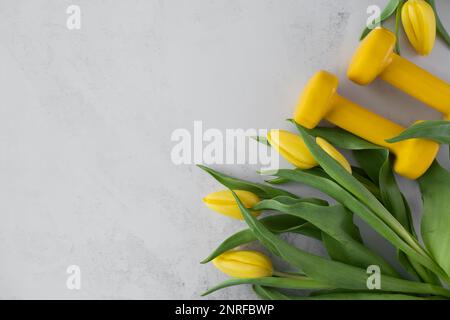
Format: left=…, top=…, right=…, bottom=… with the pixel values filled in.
left=267, top=130, right=318, bottom=169
left=213, top=251, right=273, bottom=279
left=267, top=130, right=352, bottom=173
left=402, top=0, right=436, bottom=55
left=203, top=190, right=261, bottom=220
left=316, top=137, right=352, bottom=173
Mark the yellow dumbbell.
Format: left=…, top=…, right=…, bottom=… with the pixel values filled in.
left=348, top=27, right=450, bottom=119
left=294, top=70, right=439, bottom=180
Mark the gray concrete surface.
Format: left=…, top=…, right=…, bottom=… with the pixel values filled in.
left=0, top=0, right=449, bottom=299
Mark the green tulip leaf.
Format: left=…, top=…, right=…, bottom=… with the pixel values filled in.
left=427, top=0, right=450, bottom=48
left=267, top=168, right=381, bottom=200
left=253, top=285, right=293, bottom=300
left=290, top=122, right=382, bottom=150
left=251, top=136, right=271, bottom=146
left=352, top=147, right=436, bottom=282
left=202, top=276, right=330, bottom=297
left=265, top=176, right=291, bottom=185
left=397, top=195, right=441, bottom=285
left=353, top=170, right=383, bottom=199
left=354, top=149, right=389, bottom=184
left=394, top=0, right=404, bottom=54
left=386, top=120, right=450, bottom=145
left=201, top=213, right=322, bottom=264
left=379, top=157, right=412, bottom=232
left=379, top=159, right=439, bottom=283
left=353, top=148, right=415, bottom=237
left=255, top=286, right=439, bottom=300
left=198, top=165, right=297, bottom=199
left=420, top=162, right=450, bottom=277
left=396, top=195, right=439, bottom=285
left=254, top=197, right=399, bottom=276
left=304, top=292, right=441, bottom=300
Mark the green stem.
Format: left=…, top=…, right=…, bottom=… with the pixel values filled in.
left=273, top=271, right=308, bottom=280
left=410, top=258, right=442, bottom=286
left=394, top=0, right=405, bottom=54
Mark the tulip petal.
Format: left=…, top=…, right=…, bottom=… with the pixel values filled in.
left=420, top=1, right=436, bottom=53
left=403, top=3, right=420, bottom=51
left=268, top=130, right=318, bottom=169
left=203, top=190, right=261, bottom=220
left=410, top=2, right=425, bottom=51
left=316, top=137, right=352, bottom=173
left=213, top=251, right=273, bottom=279
left=402, top=0, right=436, bottom=55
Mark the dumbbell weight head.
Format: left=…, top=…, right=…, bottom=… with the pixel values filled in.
left=347, top=28, right=396, bottom=85
left=294, top=71, right=339, bottom=129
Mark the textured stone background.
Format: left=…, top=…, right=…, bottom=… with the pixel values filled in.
left=0, top=0, right=449, bottom=299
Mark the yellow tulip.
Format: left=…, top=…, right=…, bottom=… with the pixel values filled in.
left=267, top=130, right=352, bottom=173
left=316, top=137, right=352, bottom=174
left=402, top=0, right=436, bottom=55
left=213, top=251, right=273, bottom=279
left=267, top=130, right=317, bottom=169
left=203, top=190, right=261, bottom=220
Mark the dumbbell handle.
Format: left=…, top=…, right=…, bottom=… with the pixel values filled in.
left=327, top=95, right=404, bottom=154
left=381, top=54, right=450, bottom=117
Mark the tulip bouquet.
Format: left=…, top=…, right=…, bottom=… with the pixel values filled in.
left=361, top=0, right=450, bottom=55
left=199, top=119, right=450, bottom=300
